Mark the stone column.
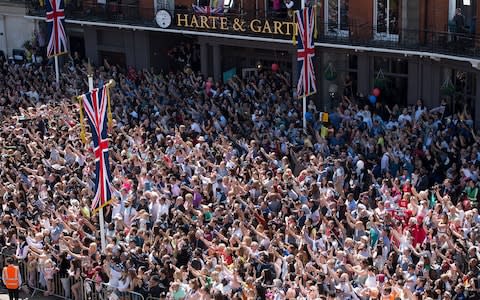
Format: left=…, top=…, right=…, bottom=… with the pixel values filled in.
left=199, top=41, right=208, bottom=77
left=407, top=59, right=420, bottom=104
left=133, top=31, right=150, bottom=69
left=83, top=27, right=98, bottom=65
left=357, top=52, right=370, bottom=96
left=291, top=49, right=298, bottom=89
left=212, top=43, right=221, bottom=81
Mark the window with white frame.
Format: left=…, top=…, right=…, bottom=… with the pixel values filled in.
left=325, top=0, right=349, bottom=35
left=453, top=0, right=477, bottom=33
left=374, top=0, right=399, bottom=38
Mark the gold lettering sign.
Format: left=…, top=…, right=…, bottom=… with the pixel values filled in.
left=177, top=14, right=190, bottom=27
left=200, top=15, right=209, bottom=29
left=262, top=20, right=272, bottom=34
left=220, top=17, right=228, bottom=30
left=250, top=19, right=261, bottom=33
left=175, top=14, right=296, bottom=37
left=273, top=21, right=284, bottom=35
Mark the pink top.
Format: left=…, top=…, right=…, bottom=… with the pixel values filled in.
left=273, top=0, right=281, bottom=11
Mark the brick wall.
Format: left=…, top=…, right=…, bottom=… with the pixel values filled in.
left=317, top=0, right=324, bottom=36
left=419, top=0, right=448, bottom=46
left=428, top=0, right=449, bottom=32
left=317, top=0, right=323, bottom=24
left=418, top=0, right=427, bottom=43
left=349, top=0, right=373, bottom=41
left=176, top=0, right=193, bottom=8
left=139, top=0, right=154, bottom=19
left=83, top=0, right=95, bottom=9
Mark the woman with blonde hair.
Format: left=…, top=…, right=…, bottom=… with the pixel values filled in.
left=42, top=258, right=56, bottom=296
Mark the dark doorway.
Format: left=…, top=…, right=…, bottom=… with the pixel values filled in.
left=456, top=0, right=477, bottom=33
left=69, top=36, right=85, bottom=60
left=99, top=51, right=126, bottom=69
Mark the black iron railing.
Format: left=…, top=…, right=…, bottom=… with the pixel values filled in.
left=316, top=23, right=480, bottom=58
left=25, top=1, right=480, bottom=59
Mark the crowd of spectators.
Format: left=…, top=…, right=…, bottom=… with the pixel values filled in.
left=1, top=53, right=480, bottom=300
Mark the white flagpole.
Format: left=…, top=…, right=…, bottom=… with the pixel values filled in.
left=87, top=64, right=107, bottom=253
left=301, top=0, right=307, bottom=131
left=54, top=55, right=60, bottom=84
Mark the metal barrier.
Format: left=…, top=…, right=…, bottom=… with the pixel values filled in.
left=83, top=280, right=145, bottom=300
left=1, top=254, right=145, bottom=300
left=83, top=278, right=104, bottom=300
left=0, top=254, right=81, bottom=300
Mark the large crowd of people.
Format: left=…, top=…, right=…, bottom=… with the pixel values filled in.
left=1, top=52, right=480, bottom=300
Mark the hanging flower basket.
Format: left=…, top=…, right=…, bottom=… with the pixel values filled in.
left=373, top=78, right=386, bottom=90
left=440, top=78, right=455, bottom=96
left=440, top=85, right=455, bottom=96
left=324, top=63, right=337, bottom=81
left=374, top=69, right=386, bottom=90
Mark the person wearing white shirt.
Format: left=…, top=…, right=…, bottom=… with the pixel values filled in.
left=122, top=200, right=137, bottom=228
left=110, top=199, right=123, bottom=220
left=404, top=264, right=417, bottom=291
left=15, top=235, right=29, bottom=260
left=190, top=122, right=202, bottom=133
left=414, top=99, right=427, bottom=121
left=157, top=197, right=170, bottom=219
left=381, top=152, right=390, bottom=174
left=397, top=108, right=412, bottom=126
left=147, top=192, right=160, bottom=223
left=26, top=233, right=44, bottom=251
left=107, top=265, right=122, bottom=288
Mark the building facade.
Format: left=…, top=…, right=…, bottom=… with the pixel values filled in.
left=0, top=0, right=36, bottom=58
left=21, top=0, right=480, bottom=124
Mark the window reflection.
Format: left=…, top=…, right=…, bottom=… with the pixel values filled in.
left=376, top=0, right=399, bottom=36
left=327, top=0, right=349, bottom=34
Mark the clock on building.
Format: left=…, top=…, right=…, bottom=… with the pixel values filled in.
left=155, top=9, right=172, bottom=28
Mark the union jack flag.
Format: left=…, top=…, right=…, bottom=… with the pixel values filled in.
left=46, top=0, right=68, bottom=57
left=192, top=4, right=224, bottom=15
left=296, top=7, right=317, bottom=97
left=81, top=86, right=113, bottom=213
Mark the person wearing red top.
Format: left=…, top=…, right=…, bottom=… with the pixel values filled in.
left=398, top=196, right=409, bottom=209
left=402, top=180, right=412, bottom=194
left=409, top=220, right=426, bottom=247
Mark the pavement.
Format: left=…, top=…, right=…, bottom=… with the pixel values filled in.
left=0, top=290, right=58, bottom=300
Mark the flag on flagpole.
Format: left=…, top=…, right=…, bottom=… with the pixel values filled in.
left=296, top=7, right=317, bottom=98
left=192, top=0, right=224, bottom=15
left=46, top=0, right=68, bottom=57
left=78, top=85, right=113, bottom=214
left=192, top=4, right=224, bottom=15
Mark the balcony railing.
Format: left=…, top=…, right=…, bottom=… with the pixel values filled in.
left=26, top=1, right=157, bottom=26
left=26, top=1, right=480, bottom=59
left=317, top=23, right=480, bottom=59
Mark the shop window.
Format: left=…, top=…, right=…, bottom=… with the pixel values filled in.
left=348, top=54, right=357, bottom=69
left=336, top=54, right=357, bottom=98
left=156, top=0, right=175, bottom=14
left=373, top=57, right=407, bottom=74
left=325, top=0, right=349, bottom=36
left=374, top=0, right=399, bottom=40
left=373, top=57, right=408, bottom=107
left=449, top=70, right=476, bottom=119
